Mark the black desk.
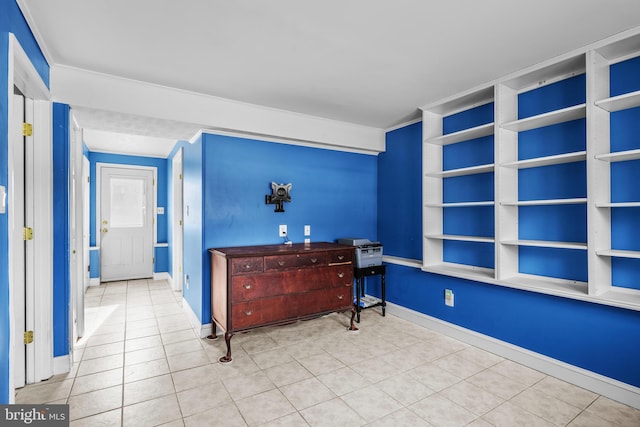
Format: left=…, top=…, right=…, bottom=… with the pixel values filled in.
left=353, top=265, right=386, bottom=323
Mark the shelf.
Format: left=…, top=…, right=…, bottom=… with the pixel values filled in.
left=502, top=273, right=588, bottom=295
left=424, top=123, right=494, bottom=146
left=595, top=89, right=640, bottom=112
left=501, top=103, right=586, bottom=132
left=426, top=163, right=494, bottom=178
left=501, top=239, right=587, bottom=250
left=425, top=201, right=495, bottom=208
left=501, top=151, right=586, bottom=169
left=595, top=149, right=640, bottom=162
left=595, top=202, right=640, bottom=208
left=597, top=249, right=640, bottom=259
left=423, top=262, right=495, bottom=281
left=426, top=234, right=495, bottom=243
left=501, top=198, right=587, bottom=206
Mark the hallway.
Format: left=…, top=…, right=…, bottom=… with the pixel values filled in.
left=14, top=279, right=640, bottom=426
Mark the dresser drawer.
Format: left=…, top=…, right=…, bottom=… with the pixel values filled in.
left=231, top=265, right=353, bottom=301
left=264, top=252, right=329, bottom=271
left=328, top=249, right=353, bottom=265
left=297, top=288, right=352, bottom=317
left=231, top=257, right=264, bottom=275
left=231, top=296, right=296, bottom=329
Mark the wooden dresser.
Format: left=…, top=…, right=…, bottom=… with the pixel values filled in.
left=209, top=242, right=357, bottom=363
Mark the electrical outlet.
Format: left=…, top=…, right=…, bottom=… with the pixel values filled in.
left=304, top=225, right=311, bottom=236
left=445, top=289, right=454, bottom=307
left=304, top=238, right=311, bottom=244
left=279, top=224, right=287, bottom=237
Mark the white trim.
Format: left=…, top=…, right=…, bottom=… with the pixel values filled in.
left=182, top=298, right=213, bottom=339
left=154, top=243, right=169, bottom=248
left=385, top=117, right=422, bottom=133
left=89, top=278, right=101, bottom=287
left=52, top=355, right=70, bottom=376
left=386, top=302, right=640, bottom=410
left=50, top=65, right=385, bottom=153
left=153, top=272, right=171, bottom=281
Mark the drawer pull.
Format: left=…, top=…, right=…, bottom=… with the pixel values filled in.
left=337, top=272, right=345, bottom=278
left=337, top=255, right=345, bottom=260
left=311, top=258, right=317, bottom=263
left=278, top=261, right=285, bottom=266
left=244, top=310, right=253, bottom=316
left=243, top=284, right=252, bottom=290
left=245, top=264, right=252, bottom=269
left=337, top=294, right=344, bottom=300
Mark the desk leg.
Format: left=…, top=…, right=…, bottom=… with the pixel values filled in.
left=381, top=272, right=386, bottom=317
left=356, top=277, right=362, bottom=323
left=219, top=332, right=234, bottom=364
left=348, top=306, right=359, bottom=332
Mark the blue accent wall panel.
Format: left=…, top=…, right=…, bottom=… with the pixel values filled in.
left=611, top=160, right=640, bottom=203
left=443, top=173, right=494, bottom=203
left=154, top=246, right=169, bottom=274
left=0, top=0, right=50, bottom=404
left=443, top=135, right=493, bottom=170
left=52, top=103, right=70, bottom=358
left=443, top=206, right=494, bottom=237
left=90, top=249, right=100, bottom=279
left=518, top=74, right=585, bottom=119
left=610, top=55, right=640, bottom=96
left=519, top=204, right=586, bottom=243
left=443, top=241, right=495, bottom=269
left=443, top=102, right=494, bottom=134
left=519, top=162, right=586, bottom=201
left=612, top=258, right=640, bottom=291
left=378, top=123, right=422, bottom=260
left=611, top=207, right=640, bottom=251
left=518, top=119, right=585, bottom=160
left=610, top=107, right=640, bottom=153
left=519, top=247, right=588, bottom=282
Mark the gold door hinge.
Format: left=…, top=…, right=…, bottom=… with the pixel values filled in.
left=24, top=331, right=34, bottom=344
left=153, top=257, right=155, bottom=264
left=22, top=122, right=33, bottom=136
left=179, top=174, right=182, bottom=180
left=179, top=220, right=182, bottom=226
left=23, top=227, right=33, bottom=241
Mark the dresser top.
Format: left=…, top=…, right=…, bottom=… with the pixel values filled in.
left=209, top=242, right=353, bottom=258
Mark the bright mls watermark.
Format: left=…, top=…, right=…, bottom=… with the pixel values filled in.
left=1, top=405, right=68, bottom=426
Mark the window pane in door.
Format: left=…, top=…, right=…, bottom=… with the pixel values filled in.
left=110, top=177, right=145, bottom=227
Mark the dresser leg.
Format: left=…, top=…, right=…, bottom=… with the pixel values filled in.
left=219, top=332, right=234, bottom=364
left=206, top=321, right=218, bottom=340
left=347, top=307, right=359, bottom=332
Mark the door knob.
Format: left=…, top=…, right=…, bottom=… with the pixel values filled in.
left=102, top=228, right=108, bottom=233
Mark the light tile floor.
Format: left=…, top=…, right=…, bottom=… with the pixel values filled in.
left=15, top=279, right=640, bottom=426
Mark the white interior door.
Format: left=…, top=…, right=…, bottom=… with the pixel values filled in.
left=100, top=166, right=154, bottom=281
left=172, top=149, right=183, bottom=292
left=10, top=92, right=26, bottom=389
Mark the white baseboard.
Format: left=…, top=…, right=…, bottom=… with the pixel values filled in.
left=89, top=278, right=100, bottom=287
left=386, top=301, right=640, bottom=410
left=182, top=297, right=213, bottom=339
left=153, top=272, right=171, bottom=281
left=52, top=355, right=70, bottom=376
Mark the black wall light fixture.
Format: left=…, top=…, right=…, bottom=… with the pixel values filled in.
left=265, top=182, right=292, bottom=212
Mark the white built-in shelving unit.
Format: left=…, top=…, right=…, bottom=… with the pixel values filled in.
left=421, top=29, right=640, bottom=311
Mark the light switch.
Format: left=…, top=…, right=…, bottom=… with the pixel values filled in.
left=0, top=185, right=6, bottom=214
left=156, top=207, right=165, bottom=215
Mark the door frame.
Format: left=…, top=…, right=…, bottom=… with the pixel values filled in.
left=7, top=33, right=53, bottom=401
left=171, top=148, right=183, bottom=291
left=95, top=163, right=157, bottom=280
left=70, top=124, right=85, bottom=348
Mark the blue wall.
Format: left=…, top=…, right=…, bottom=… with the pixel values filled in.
left=87, top=152, right=169, bottom=277
left=182, top=133, right=378, bottom=324
left=381, top=121, right=640, bottom=389
left=52, top=103, right=70, bottom=358
left=0, top=0, right=49, bottom=404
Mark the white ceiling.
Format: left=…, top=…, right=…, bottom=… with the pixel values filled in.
left=19, top=0, right=640, bottom=155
